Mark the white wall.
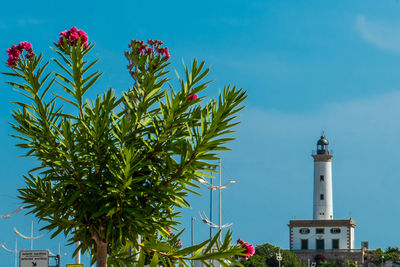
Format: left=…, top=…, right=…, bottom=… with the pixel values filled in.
left=350, top=227, right=354, bottom=249
left=292, top=226, right=349, bottom=250
left=313, top=161, right=333, bottom=220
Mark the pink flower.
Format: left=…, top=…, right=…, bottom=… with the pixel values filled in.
left=7, top=45, right=21, bottom=58
left=58, top=26, right=88, bottom=49
left=131, top=40, right=144, bottom=46
left=69, top=32, right=79, bottom=41
left=147, top=39, right=155, bottom=46
left=128, top=39, right=170, bottom=60
left=78, top=30, right=88, bottom=43
left=16, top=41, right=32, bottom=51
left=26, top=52, right=35, bottom=60
left=237, top=238, right=255, bottom=259
left=6, top=41, right=35, bottom=67
left=148, top=39, right=163, bottom=47
left=164, top=47, right=170, bottom=60
left=23, top=42, right=32, bottom=51
left=165, top=226, right=173, bottom=235
left=188, top=94, right=198, bottom=101
left=155, top=47, right=170, bottom=60
left=178, top=241, right=182, bottom=247
left=146, top=48, right=153, bottom=55
left=7, top=55, right=16, bottom=67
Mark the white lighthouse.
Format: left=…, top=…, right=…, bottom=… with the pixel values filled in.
left=288, top=134, right=362, bottom=265
left=312, top=135, right=333, bottom=220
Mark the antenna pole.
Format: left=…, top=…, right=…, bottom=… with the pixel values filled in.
left=15, top=238, right=17, bottom=267
left=219, top=158, right=222, bottom=243
left=191, top=217, right=195, bottom=247
left=30, top=221, right=33, bottom=250
left=210, top=169, right=213, bottom=239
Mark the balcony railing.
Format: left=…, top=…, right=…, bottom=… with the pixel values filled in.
left=311, top=149, right=334, bottom=155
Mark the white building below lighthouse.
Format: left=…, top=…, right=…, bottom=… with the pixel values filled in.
left=289, top=219, right=355, bottom=250
left=289, top=134, right=363, bottom=264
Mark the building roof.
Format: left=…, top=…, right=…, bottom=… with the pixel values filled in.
left=288, top=219, right=356, bottom=228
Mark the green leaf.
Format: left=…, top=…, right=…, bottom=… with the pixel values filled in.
left=52, top=93, right=79, bottom=107
left=149, top=253, right=159, bottom=267
left=2, top=72, right=21, bottom=77
left=171, top=239, right=209, bottom=257
left=204, top=231, right=220, bottom=254
left=138, top=248, right=145, bottom=267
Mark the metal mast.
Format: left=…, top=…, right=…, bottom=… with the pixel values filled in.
left=199, top=159, right=236, bottom=243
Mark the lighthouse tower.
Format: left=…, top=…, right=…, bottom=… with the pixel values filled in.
left=289, top=133, right=359, bottom=262
left=312, top=134, right=333, bottom=220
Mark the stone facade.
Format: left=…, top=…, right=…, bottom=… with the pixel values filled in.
left=293, top=249, right=364, bottom=265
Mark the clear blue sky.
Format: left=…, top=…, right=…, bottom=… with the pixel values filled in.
left=1, top=0, right=400, bottom=265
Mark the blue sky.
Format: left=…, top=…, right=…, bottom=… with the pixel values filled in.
left=1, top=0, right=400, bottom=265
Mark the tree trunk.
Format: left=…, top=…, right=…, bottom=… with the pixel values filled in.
left=92, top=231, right=108, bottom=267
left=96, top=240, right=108, bottom=267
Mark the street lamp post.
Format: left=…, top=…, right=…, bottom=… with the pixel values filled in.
left=0, top=238, right=18, bottom=267
left=0, top=203, right=25, bottom=267
left=219, top=158, right=222, bottom=239
left=199, top=159, right=236, bottom=243
left=276, top=248, right=282, bottom=267
left=47, top=245, right=67, bottom=267
left=76, top=241, right=81, bottom=264
left=14, top=221, right=43, bottom=250
left=210, top=168, right=213, bottom=239
left=0, top=204, right=24, bottom=219
left=191, top=216, right=195, bottom=247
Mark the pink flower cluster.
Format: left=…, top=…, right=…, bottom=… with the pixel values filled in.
left=58, top=26, right=88, bottom=48
left=165, top=227, right=182, bottom=247
left=127, top=39, right=170, bottom=60
left=166, top=226, right=173, bottom=235
left=6, top=41, right=35, bottom=67
left=188, top=94, right=198, bottom=101
left=237, top=238, right=255, bottom=259
left=157, top=47, right=170, bottom=60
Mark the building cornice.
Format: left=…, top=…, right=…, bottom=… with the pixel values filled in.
left=288, top=219, right=356, bottom=228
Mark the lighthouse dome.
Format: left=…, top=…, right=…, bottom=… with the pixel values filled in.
left=317, top=135, right=329, bottom=145
left=316, top=135, right=329, bottom=154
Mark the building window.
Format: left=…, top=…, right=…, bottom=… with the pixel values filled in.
left=320, top=194, right=324, bottom=200
left=320, top=175, right=324, bottom=181
left=299, top=228, right=310, bottom=234
left=316, top=228, right=324, bottom=234
left=316, top=239, right=325, bottom=250
left=301, top=239, right=308, bottom=250
left=330, top=228, right=341, bottom=234
left=332, top=239, right=339, bottom=249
